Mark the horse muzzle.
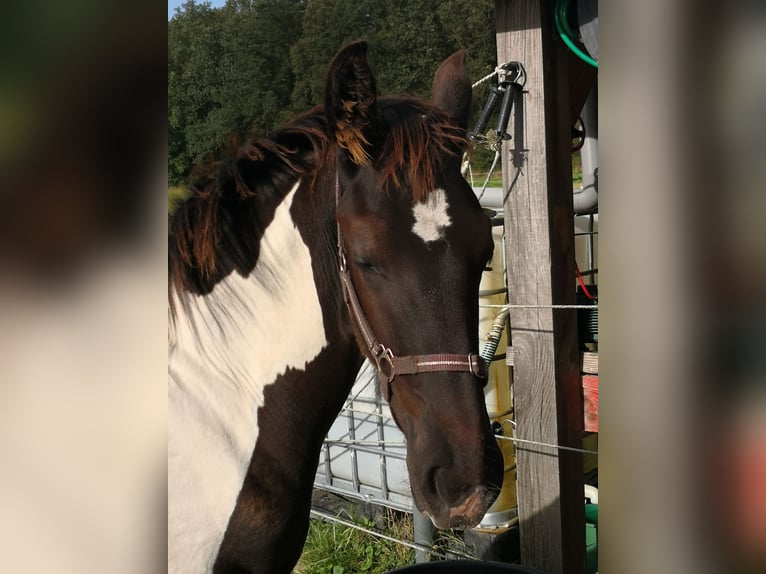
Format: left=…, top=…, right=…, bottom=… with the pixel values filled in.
left=421, top=484, right=499, bottom=530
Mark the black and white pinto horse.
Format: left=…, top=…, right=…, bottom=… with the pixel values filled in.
left=169, top=41, right=504, bottom=574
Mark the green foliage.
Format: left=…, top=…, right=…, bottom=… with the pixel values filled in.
left=168, top=1, right=225, bottom=184
left=168, top=0, right=501, bottom=185
left=168, top=185, right=190, bottom=213
left=289, top=0, right=384, bottom=113
left=572, top=150, right=583, bottom=187
left=168, top=0, right=305, bottom=185
left=295, top=511, right=414, bottom=574
left=219, top=0, right=305, bottom=131
left=369, top=0, right=454, bottom=96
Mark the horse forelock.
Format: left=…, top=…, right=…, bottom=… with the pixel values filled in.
left=374, top=97, right=467, bottom=203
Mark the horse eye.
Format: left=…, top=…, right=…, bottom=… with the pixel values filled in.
left=354, top=258, right=378, bottom=272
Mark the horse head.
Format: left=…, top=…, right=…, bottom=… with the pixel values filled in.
left=326, top=41, right=504, bottom=529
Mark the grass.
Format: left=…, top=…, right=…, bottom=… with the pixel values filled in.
left=295, top=508, right=479, bottom=573
left=572, top=151, right=583, bottom=187
left=295, top=510, right=415, bottom=574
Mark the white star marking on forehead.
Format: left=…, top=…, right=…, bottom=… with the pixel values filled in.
left=412, top=188, right=451, bottom=243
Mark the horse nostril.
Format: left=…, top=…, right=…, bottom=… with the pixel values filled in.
left=416, top=465, right=499, bottom=529
left=431, top=468, right=478, bottom=508
left=447, top=486, right=493, bottom=529
left=426, top=466, right=441, bottom=500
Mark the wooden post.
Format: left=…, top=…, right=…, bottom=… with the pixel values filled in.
left=495, top=1, right=585, bottom=573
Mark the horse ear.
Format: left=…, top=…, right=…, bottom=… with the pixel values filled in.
left=431, top=50, right=472, bottom=131
left=325, top=40, right=378, bottom=166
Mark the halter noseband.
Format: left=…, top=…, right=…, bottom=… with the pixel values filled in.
left=335, top=175, right=487, bottom=400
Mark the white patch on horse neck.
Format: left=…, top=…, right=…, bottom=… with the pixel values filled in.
left=167, top=181, right=327, bottom=574
left=412, top=188, right=451, bottom=243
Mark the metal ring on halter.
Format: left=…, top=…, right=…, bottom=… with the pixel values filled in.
left=469, top=354, right=487, bottom=380
left=372, top=344, right=396, bottom=383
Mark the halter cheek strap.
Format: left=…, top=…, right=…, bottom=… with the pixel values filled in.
left=335, top=175, right=487, bottom=400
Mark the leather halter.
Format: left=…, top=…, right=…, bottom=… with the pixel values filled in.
left=335, top=175, right=487, bottom=400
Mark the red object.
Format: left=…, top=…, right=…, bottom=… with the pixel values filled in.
left=576, top=262, right=595, bottom=300
left=582, top=375, right=598, bottom=432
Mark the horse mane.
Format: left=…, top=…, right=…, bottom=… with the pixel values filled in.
left=168, top=96, right=466, bottom=303
left=168, top=107, right=329, bottom=300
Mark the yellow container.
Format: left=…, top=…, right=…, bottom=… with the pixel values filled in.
left=477, top=222, right=517, bottom=528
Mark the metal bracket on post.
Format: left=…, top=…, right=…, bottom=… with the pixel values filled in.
left=469, top=62, right=524, bottom=147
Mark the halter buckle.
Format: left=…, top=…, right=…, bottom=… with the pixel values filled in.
left=372, top=344, right=396, bottom=383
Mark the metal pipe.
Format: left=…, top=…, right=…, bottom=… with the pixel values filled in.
left=322, top=442, right=332, bottom=484
left=413, top=505, right=434, bottom=563
left=324, top=443, right=407, bottom=461
left=347, top=408, right=360, bottom=492
left=375, top=382, right=390, bottom=500
left=474, top=186, right=504, bottom=209
left=573, top=87, right=598, bottom=214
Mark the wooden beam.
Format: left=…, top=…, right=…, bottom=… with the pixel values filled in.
left=510, top=350, right=598, bottom=375
left=495, top=1, right=585, bottom=573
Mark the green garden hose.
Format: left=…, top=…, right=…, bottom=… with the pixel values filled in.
left=554, top=0, right=598, bottom=69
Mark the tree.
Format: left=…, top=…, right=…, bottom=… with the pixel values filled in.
left=369, top=0, right=455, bottom=96
left=434, top=0, right=497, bottom=85
left=168, top=0, right=305, bottom=184
left=289, top=0, right=384, bottom=113
left=168, top=0, right=499, bottom=184
left=168, top=1, right=227, bottom=183
left=218, top=0, right=305, bottom=133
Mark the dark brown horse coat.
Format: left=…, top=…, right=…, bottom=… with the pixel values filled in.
left=169, top=42, right=502, bottom=574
